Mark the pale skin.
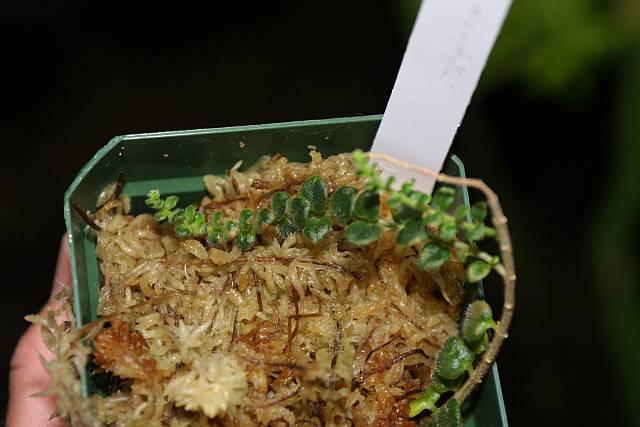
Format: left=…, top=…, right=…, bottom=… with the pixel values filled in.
left=7, top=236, right=69, bottom=427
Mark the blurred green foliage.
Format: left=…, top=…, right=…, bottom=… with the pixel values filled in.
left=394, top=0, right=638, bottom=95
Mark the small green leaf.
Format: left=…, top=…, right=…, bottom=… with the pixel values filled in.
left=210, top=211, right=224, bottom=226
left=411, top=191, right=431, bottom=210
left=454, top=244, right=470, bottom=263
left=435, top=336, right=475, bottom=380
left=276, top=219, right=295, bottom=239
left=191, top=212, right=207, bottom=235
left=303, top=217, right=332, bottom=243
left=181, top=205, right=196, bottom=224
left=439, top=220, right=457, bottom=242
left=301, top=176, right=327, bottom=214
left=354, top=190, right=380, bottom=222
left=331, top=186, right=357, bottom=225
left=223, top=220, right=237, bottom=240
left=289, top=197, right=310, bottom=230
left=467, top=224, right=486, bottom=241
left=345, top=221, right=381, bottom=246
left=408, top=387, right=440, bottom=418
left=146, top=190, right=182, bottom=223
left=351, top=149, right=369, bottom=171
left=384, top=176, right=396, bottom=191
left=429, top=374, right=463, bottom=394
left=418, top=243, right=451, bottom=271
left=154, top=209, right=174, bottom=223
left=174, top=223, right=190, bottom=238
left=207, top=229, right=223, bottom=246
left=206, top=211, right=225, bottom=246
left=145, top=190, right=163, bottom=209
left=466, top=260, right=491, bottom=283
left=389, top=198, right=422, bottom=224
left=425, top=211, right=444, bottom=228
left=432, top=187, right=456, bottom=211
left=164, top=195, right=179, bottom=210
left=423, top=399, right=463, bottom=427
left=471, top=201, right=488, bottom=223
left=396, top=219, right=428, bottom=246
left=461, top=301, right=497, bottom=350
left=400, top=180, right=414, bottom=195
left=238, top=209, right=255, bottom=233
left=272, top=192, right=290, bottom=220
left=454, top=205, right=469, bottom=223
left=235, top=232, right=256, bottom=252
left=484, top=226, right=497, bottom=238
left=256, top=208, right=274, bottom=233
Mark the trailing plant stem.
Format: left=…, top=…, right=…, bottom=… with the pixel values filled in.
left=368, top=152, right=516, bottom=405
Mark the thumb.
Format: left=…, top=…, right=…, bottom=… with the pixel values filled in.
left=6, top=235, right=71, bottom=427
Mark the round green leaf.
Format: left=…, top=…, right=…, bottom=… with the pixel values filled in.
left=466, top=260, right=491, bottom=283
left=471, top=201, right=488, bottom=223
left=426, top=398, right=463, bottom=427
left=235, top=232, right=256, bottom=252
left=354, top=190, right=380, bottom=222
left=467, top=224, right=486, bottom=241
left=418, top=243, right=451, bottom=271
left=223, top=220, right=237, bottom=240
left=484, top=226, right=497, bottom=238
left=206, top=211, right=225, bottom=246
left=238, top=209, right=255, bottom=233
left=289, top=197, right=310, bottom=231
left=331, top=186, right=357, bottom=225
left=210, top=211, right=224, bottom=226
left=256, top=207, right=274, bottom=233
left=396, top=219, right=428, bottom=246
left=301, top=175, right=327, bottom=214
left=164, top=195, right=179, bottom=209
left=183, top=205, right=196, bottom=221
left=435, top=336, right=474, bottom=380
left=454, top=244, right=470, bottom=263
left=400, top=180, right=414, bottom=195
left=276, top=219, right=295, bottom=239
left=408, top=387, right=440, bottom=418
left=174, top=224, right=190, bottom=239
left=390, top=198, right=422, bottom=224
left=207, top=228, right=223, bottom=247
left=303, top=217, right=332, bottom=243
left=429, top=374, right=462, bottom=394
left=454, top=205, right=469, bottom=223
left=271, top=192, right=290, bottom=220
left=145, top=189, right=162, bottom=209
left=410, top=190, right=431, bottom=210
left=345, top=221, right=381, bottom=246
left=439, top=220, right=458, bottom=242
left=432, top=186, right=456, bottom=211
left=425, top=211, right=444, bottom=228
left=191, top=212, right=207, bottom=236
left=461, top=301, right=496, bottom=346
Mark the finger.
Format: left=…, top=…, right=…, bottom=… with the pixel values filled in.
left=7, top=323, right=65, bottom=427
left=7, top=235, right=71, bottom=427
left=51, top=235, right=71, bottom=297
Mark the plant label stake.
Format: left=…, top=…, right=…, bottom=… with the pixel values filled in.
left=372, top=0, right=512, bottom=193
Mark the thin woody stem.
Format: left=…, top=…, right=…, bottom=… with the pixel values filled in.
left=368, top=152, right=516, bottom=404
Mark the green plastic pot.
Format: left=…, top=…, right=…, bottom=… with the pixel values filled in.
left=64, top=114, right=508, bottom=426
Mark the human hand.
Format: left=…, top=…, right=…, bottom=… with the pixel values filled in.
left=7, top=236, right=70, bottom=427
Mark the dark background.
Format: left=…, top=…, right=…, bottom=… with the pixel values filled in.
left=2, top=1, right=639, bottom=426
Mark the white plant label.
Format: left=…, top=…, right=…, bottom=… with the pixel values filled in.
left=372, top=0, right=512, bottom=192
